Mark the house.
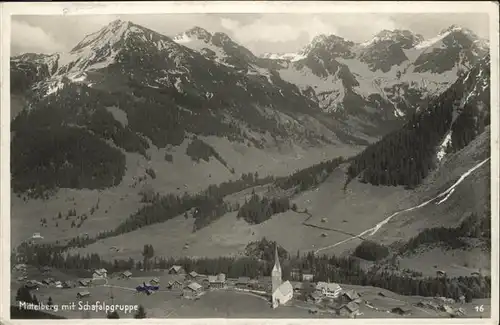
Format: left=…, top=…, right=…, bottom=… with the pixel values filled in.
left=290, top=268, right=300, bottom=280
left=77, top=291, right=91, bottom=299
left=168, top=265, right=185, bottom=275
left=167, top=280, right=183, bottom=290
left=316, top=282, right=342, bottom=298
left=24, top=281, right=39, bottom=290
left=42, top=278, right=53, bottom=286
left=208, top=273, right=226, bottom=289
left=307, top=292, right=323, bottom=304
left=391, top=307, right=411, bottom=316
left=471, top=271, right=481, bottom=277
left=78, top=279, right=90, bottom=287
left=341, top=290, right=361, bottom=303
left=93, top=268, right=108, bottom=278
left=150, top=277, right=160, bottom=285
left=183, top=282, right=203, bottom=298
left=293, top=282, right=303, bottom=292
left=54, top=281, right=63, bottom=288
left=63, top=281, right=74, bottom=289
left=236, top=276, right=251, bottom=288
left=337, top=301, right=359, bottom=318
left=120, top=270, right=132, bottom=279
left=32, top=233, right=43, bottom=239
left=459, top=295, right=466, bottom=304
left=186, top=271, right=200, bottom=280
left=302, top=273, right=314, bottom=281
left=436, top=270, right=446, bottom=277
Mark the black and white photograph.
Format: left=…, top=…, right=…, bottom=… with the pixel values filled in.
left=2, top=1, right=498, bottom=322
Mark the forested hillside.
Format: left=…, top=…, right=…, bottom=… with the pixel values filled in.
left=345, top=55, right=490, bottom=188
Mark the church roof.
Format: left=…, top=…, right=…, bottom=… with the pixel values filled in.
left=276, top=280, right=293, bottom=296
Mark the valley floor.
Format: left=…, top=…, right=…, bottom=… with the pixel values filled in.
left=10, top=272, right=491, bottom=319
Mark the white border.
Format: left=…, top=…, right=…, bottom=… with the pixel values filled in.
left=0, top=2, right=498, bottom=325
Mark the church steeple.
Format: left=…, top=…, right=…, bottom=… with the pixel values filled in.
left=271, top=243, right=282, bottom=293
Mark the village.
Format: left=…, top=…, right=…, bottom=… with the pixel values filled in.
left=12, top=246, right=476, bottom=319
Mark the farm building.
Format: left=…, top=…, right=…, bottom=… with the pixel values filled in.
left=302, top=273, right=314, bottom=281
left=168, top=265, right=185, bottom=275
left=436, top=270, right=446, bottom=277
left=24, top=281, right=40, bottom=290
left=183, top=282, right=203, bottom=298
left=77, top=291, right=91, bottom=299
left=54, top=281, right=63, bottom=288
left=93, top=268, right=108, bottom=279
left=236, top=277, right=251, bottom=288
left=316, top=282, right=342, bottom=298
left=471, top=271, right=481, bottom=277
left=167, top=280, right=183, bottom=290
left=42, top=278, right=54, bottom=286
left=78, top=279, right=91, bottom=287
left=391, top=307, right=411, bottom=316
left=150, top=277, right=160, bottom=285
left=120, top=270, right=132, bottom=279
left=340, top=290, right=361, bottom=303
left=13, top=264, right=27, bottom=271
left=337, top=301, right=359, bottom=318
left=271, top=244, right=294, bottom=308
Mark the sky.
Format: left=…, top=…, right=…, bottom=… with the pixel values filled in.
left=11, top=13, right=490, bottom=56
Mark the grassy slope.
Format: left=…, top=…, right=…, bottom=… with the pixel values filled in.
left=11, top=135, right=360, bottom=248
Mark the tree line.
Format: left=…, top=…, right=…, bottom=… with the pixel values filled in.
left=236, top=192, right=291, bottom=224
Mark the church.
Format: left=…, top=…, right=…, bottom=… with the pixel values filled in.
left=271, top=244, right=293, bottom=308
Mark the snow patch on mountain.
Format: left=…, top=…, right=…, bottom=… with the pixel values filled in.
left=437, top=132, right=452, bottom=161
left=260, top=52, right=306, bottom=62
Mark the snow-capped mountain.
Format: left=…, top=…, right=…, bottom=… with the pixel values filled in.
left=12, top=20, right=372, bottom=164
left=263, top=26, right=488, bottom=128
left=172, top=26, right=263, bottom=71
left=11, top=20, right=489, bottom=147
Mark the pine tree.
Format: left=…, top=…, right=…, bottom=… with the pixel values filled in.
left=47, top=296, right=53, bottom=306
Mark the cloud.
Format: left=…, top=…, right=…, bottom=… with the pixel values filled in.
left=11, top=20, right=66, bottom=55
left=220, top=15, right=337, bottom=44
